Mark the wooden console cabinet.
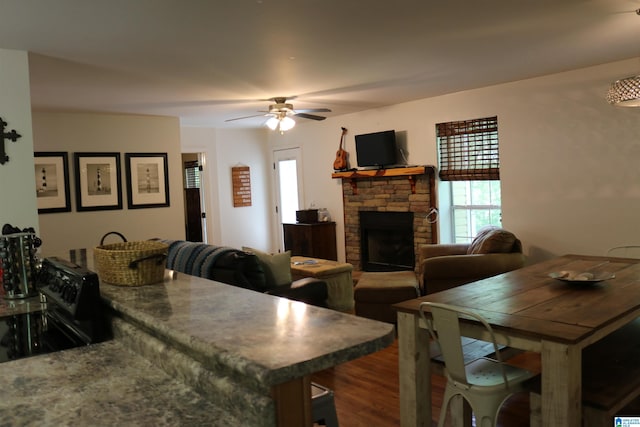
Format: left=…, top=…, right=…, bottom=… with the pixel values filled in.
left=283, top=222, right=337, bottom=261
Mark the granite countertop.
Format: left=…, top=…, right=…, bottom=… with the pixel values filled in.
left=100, top=270, right=395, bottom=386
left=0, top=255, right=395, bottom=426
left=0, top=340, right=240, bottom=427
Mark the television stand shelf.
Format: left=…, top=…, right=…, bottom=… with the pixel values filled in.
left=331, top=166, right=432, bottom=194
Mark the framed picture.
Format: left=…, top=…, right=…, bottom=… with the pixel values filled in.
left=34, top=152, right=71, bottom=214
left=74, top=152, right=122, bottom=211
left=125, top=153, right=170, bottom=209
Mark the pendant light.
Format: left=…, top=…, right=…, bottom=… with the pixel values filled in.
left=606, top=75, right=640, bottom=107
left=606, top=9, right=640, bottom=107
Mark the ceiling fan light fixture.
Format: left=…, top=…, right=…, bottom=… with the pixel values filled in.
left=265, top=115, right=295, bottom=133
left=228, top=97, right=329, bottom=129
left=606, top=75, right=640, bottom=107
left=279, top=116, right=296, bottom=131
left=265, top=116, right=280, bottom=130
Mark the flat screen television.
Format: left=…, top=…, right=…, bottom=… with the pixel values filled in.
left=355, top=130, right=397, bottom=168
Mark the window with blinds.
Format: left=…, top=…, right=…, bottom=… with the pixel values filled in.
left=436, top=116, right=501, bottom=243
left=436, top=116, right=499, bottom=181
left=184, top=161, right=200, bottom=189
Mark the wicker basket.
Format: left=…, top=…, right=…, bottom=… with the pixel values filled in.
left=94, top=232, right=168, bottom=286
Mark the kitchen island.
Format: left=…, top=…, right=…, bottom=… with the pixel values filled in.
left=0, top=268, right=395, bottom=426
left=1, top=339, right=241, bottom=426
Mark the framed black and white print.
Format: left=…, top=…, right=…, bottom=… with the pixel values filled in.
left=74, top=152, right=122, bottom=211
left=125, top=153, right=170, bottom=209
left=34, top=152, right=71, bottom=214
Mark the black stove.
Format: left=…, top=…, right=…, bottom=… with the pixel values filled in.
left=0, top=256, right=108, bottom=363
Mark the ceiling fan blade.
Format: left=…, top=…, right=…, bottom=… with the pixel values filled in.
left=294, top=113, right=327, bottom=121
left=225, top=114, right=267, bottom=122
left=294, top=108, right=332, bottom=113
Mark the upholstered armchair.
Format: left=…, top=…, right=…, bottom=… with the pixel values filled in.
left=418, top=227, right=525, bottom=295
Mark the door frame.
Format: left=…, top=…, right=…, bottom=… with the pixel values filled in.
left=181, top=152, right=209, bottom=243
left=272, top=147, right=304, bottom=252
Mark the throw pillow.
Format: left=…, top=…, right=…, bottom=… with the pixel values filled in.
left=467, top=226, right=518, bottom=254
left=242, top=246, right=292, bottom=288
left=466, top=226, right=496, bottom=254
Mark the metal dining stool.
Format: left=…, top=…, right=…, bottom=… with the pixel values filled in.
left=312, top=382, right=339, bottom=427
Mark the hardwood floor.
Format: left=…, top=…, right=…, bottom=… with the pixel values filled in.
left=311, top=339, right=540, bottom=427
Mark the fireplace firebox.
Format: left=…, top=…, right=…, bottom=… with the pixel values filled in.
left=359, top=211, right=415, bottom=272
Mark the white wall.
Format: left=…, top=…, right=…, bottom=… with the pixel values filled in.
left=181, top=127, right=272, bottom=251
left=4, top=49, right=636, bottom=266
left=178, top=58, right=640, bottom=265
left=33, top=111, right=185, bottom=255
left=260, top=58, right=640, bottom=264
left=0, top=49, right=38, bottom=232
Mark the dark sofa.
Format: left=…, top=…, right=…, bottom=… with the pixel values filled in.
left=162, top=240, right=329, bottom=307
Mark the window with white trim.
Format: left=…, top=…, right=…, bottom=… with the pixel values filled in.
left=436, top=116, right=501, bottom=243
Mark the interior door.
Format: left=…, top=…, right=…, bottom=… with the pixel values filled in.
left=184, top=188, right=203, bottom=242
left=273, top=148, right=303, bottom=252
left=182, top=155, right=206, bottom=242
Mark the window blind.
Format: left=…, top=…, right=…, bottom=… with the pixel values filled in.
left=184, top=161, right=200, bottom=189
left=436, top=116, right=499, bottom=181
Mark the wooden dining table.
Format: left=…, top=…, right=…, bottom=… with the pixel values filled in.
left=394, top=254, right=640, bottom=427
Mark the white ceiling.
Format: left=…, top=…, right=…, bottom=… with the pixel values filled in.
left=2, top=0, right=640, bottom=128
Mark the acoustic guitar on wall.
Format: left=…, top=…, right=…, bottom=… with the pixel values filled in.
left=333, top=127, right=348, bottom=171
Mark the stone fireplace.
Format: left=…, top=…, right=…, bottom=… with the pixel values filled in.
left=360, top=211, right=414, bottom=271
left=334, top=166, right=437, bottom=272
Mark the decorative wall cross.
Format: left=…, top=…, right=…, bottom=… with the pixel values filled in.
left=0, top=117, right=23, bottom=165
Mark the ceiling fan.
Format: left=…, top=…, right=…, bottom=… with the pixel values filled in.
left=225, top=97, right=331, bottom=132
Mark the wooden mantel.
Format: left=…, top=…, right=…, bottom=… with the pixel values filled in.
left=332, top=165, right=434, bottom=194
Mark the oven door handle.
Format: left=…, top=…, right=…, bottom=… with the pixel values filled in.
left=128, top=253, right=167, bottom=269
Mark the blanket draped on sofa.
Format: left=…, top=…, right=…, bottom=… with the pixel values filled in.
left=162, top=240, right=268, bottom=292
left=160, top=240, right=328, bottom=307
